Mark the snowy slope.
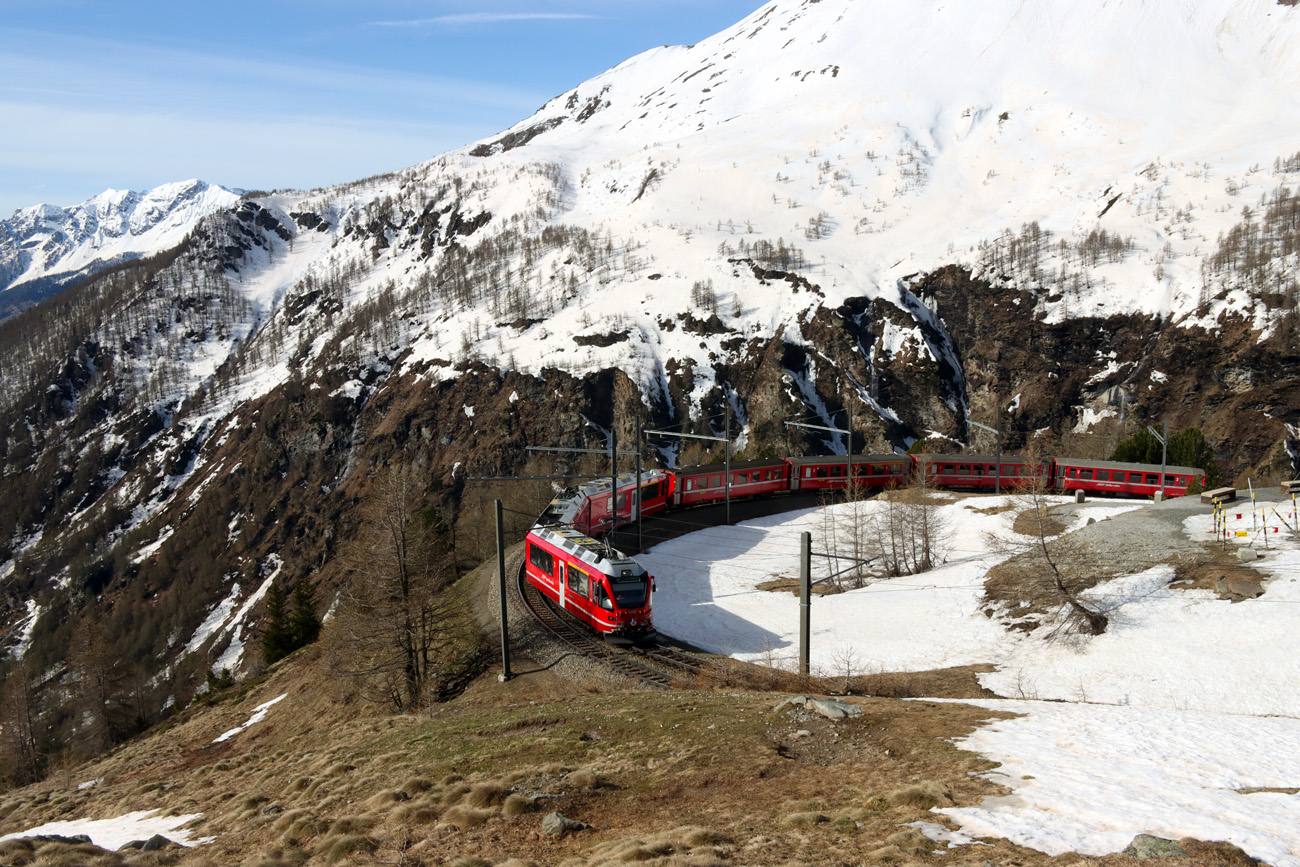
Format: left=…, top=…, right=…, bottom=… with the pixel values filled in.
left=187, top=0, right=1300, bottom=415
left=0, top=179, right=242, bottom=313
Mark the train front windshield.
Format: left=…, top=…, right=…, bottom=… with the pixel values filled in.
left=610, top=576, right=649, bottom=609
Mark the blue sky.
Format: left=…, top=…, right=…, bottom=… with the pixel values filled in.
left=0, top=1, right=765, bottom=215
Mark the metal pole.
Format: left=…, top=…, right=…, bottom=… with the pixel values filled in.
left=799, top=532, right=811, bottom=679
left=495, top=500, right=511, bottom=682
left=846, top=400, right=853, bottom=493
left=610, top=417, right=618, bottom=529
left=1161, top=417, right=1168, bottom=501
left=636, top=414, right=643, bottom=552
left=995, top=405, right=1002, bottom=495
left=725, top=401, right=732, bottom=526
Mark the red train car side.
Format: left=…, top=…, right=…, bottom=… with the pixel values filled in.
left=918, top=454, right=1046, bottom=490
left=524, top=526, right=654, bottom=639
left=1053, top=457, right=1204, bottom=498
left=672, top=458, right=790, bottom=507
left=787, top=454, right=911, bottom=491
left=537, top=470, right=675, bottom=537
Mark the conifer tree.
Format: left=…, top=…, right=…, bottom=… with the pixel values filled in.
left=261, top=581, right=293, bottom=666
left=290, top=580, right=321, bottom=649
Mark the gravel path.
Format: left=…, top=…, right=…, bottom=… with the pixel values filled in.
left=1055, top=487, right=1290, bottom=576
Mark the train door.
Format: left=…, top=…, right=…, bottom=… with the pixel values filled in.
left=565, top=562, right=590, bottom=616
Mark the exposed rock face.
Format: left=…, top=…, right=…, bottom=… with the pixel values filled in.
left=912, top=266, right=1300, bottom=478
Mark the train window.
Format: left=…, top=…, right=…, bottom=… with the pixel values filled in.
left=814, top=467, right=826, bottom=478
left=958, top=465, right=970, bottom=475
left=1164, top=475, right=1176, bottom=486
left=711, top=474, right=723, bottom=488
left=830, top=466, right=843, bottom=477
left=1019, top=466, right=1032, bottom=476
left=642, top=482, right=660, bottom=500
left=1080, top=469, right=1094, bottom=480
left=973, top=465, right=984, bottom=475
left=610, top=576, right=648, bottom=609
left=566, top=564, right=588, bottom=599
left=1067, top=468, right=1079, bottom=478
left=1145, top=474, right=1159, bottom=485
left=529, top=543, right=554, bottom=576
left=594, top=582, right=613, bottom=611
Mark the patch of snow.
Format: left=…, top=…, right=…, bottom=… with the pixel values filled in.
left=0, top=809, right=212, bottom=849
left=212, top=555, right=282, bottom=673
left=129, top=525, right=174, bottom=564
left=212, top=693, right=288, bottom=743
left=183, top=581, right=241, bottom=657
left=10, top=599, right=40, bottom=660
left=938, top=700, right=1300, bottom=867
left=1072, top=407, right=1117, bottom=434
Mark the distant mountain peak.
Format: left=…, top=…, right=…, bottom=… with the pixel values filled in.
left=0, top=179, right=243, bottom=319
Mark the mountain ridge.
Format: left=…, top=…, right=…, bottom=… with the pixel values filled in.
left=0, top=179, right=242, bottom=319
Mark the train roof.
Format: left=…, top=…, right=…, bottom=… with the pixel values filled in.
left=535, top=469, right=672, bottom=527
left=1055, top=457, right=1203, bottom=476
left=676, top=458, right=790, bottom=476
left=785, top=453, right=906, bottom=466
left=917, top=453, right=1038, bottom=464
left=530, top=525, right=646, bottom=577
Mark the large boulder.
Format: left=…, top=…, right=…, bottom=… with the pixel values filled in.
left=774, top=695, right=863, bottom=719
left=1122, top=834, right=1188, bottom=859
left=540, top=812, right=589, bottom=836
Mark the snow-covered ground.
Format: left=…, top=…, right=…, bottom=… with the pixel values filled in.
left=938, top=701, right=1300, bottom=866
left=641, top=493, right=1300, bottom=863
left=0, top=810, right=210, bottom=850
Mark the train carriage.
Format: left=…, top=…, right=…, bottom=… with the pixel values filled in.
left=524, top=525, right=655, bottom=639
left=1053, top=457, right=1204, bottom=498
left=787, top=454, right=911, bottom=491
left=918, top=453, right=1046, bottom=490
left=537, top=470, right=675, bottom=536
left=672, top=458, right=790, bottom=507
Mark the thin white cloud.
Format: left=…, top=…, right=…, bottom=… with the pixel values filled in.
left=373, top=13, right=598, bottom=28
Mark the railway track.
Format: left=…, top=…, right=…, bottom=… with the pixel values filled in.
left=515, top=563, right=712, bottom=689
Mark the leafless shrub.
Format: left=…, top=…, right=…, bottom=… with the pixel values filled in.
left=984, top=449, right=1109, bottom=637
left=863, top=466, right=951, bottom=577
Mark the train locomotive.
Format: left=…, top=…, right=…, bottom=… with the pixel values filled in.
left=522, top=452, right=1205, bottom=638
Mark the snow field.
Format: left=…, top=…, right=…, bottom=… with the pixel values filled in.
left=938, top=701, right=1300, bottom=866
left=643, top=492, right=1300, bottom=862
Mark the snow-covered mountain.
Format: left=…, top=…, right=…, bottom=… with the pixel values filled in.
left=0, top=179, right=242, bottom=317
left=2, top=0, right=1300, bottom=749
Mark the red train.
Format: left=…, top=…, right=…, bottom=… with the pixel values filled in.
left=524, top=453, right=1205, bottom=638
left=524, top=524, right=654, bottom=639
